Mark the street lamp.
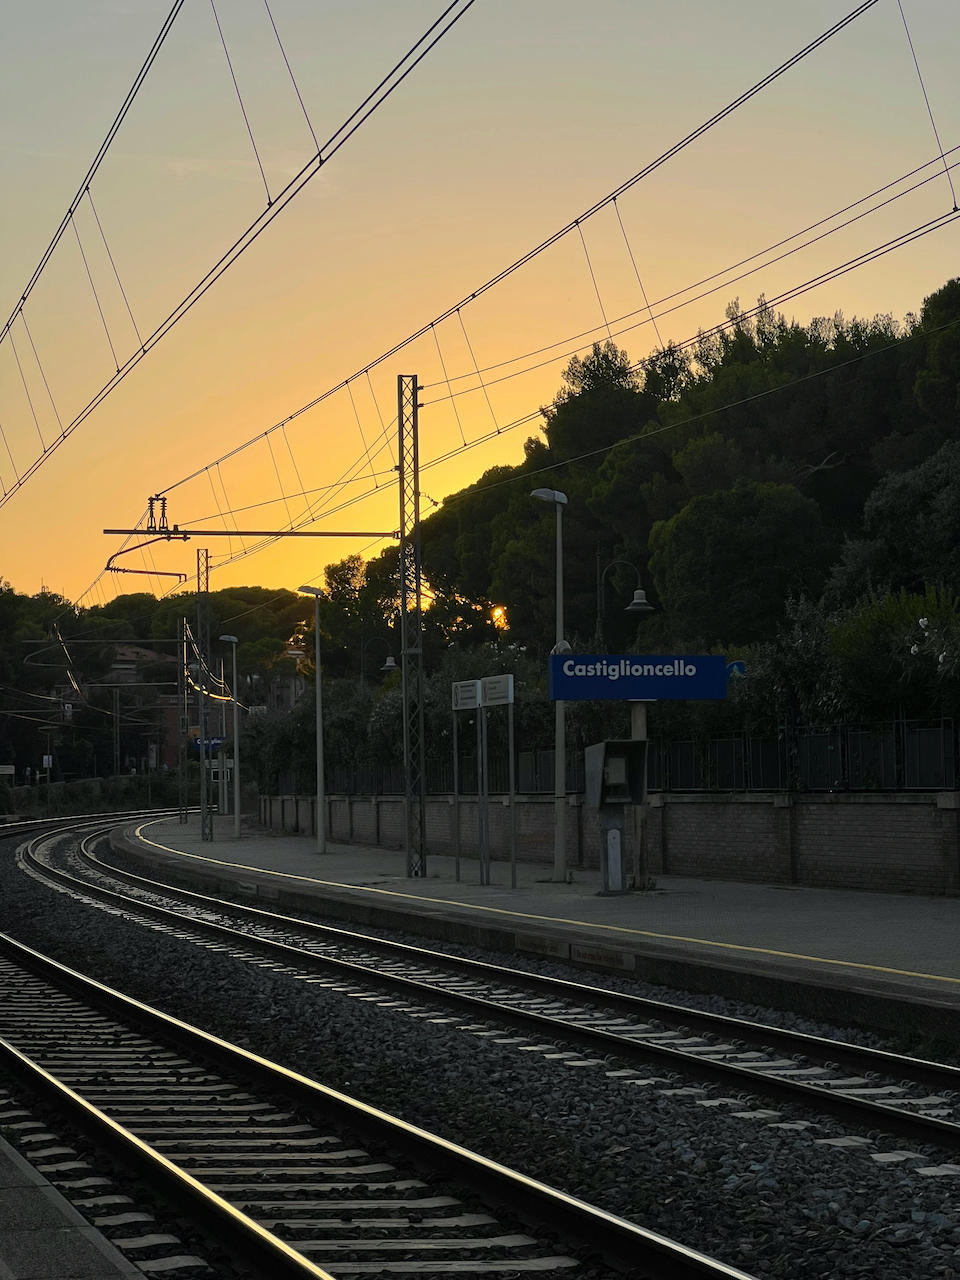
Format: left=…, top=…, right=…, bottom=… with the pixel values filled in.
left=359, top=637, right=397, bottom=692
left=531, top=487, right=570, bottom=882
left=219, top=635, right=240, bottom=840
left=297, top=585, right=326, bottom=854
left=596, top=556, right=654, bottom=645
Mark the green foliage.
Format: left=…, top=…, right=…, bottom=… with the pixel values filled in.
left=649, top=481, right=830, bottom=646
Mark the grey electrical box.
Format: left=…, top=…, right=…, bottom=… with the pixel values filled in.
left=584, top=740, right=647, bottom=807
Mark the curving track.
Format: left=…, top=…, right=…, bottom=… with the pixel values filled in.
left=0, top=815, right=754, bottom=1280
left=27, top=821, right=960, bottom=1158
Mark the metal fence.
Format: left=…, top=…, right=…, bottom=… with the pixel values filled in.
left=301, top=720, right=957, bottom=797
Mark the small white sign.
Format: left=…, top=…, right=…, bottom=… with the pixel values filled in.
left=451, top=680, right=480, bottom=711
left=42, top=755, right=53, bottom=769
left=0, top=764, right=14, bottom=776
left=481, top=674, right=514, bottom=706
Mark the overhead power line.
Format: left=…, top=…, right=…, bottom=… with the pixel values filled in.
left=0, top=0, right=479, bottom=512
left=156, top=0, right=883, bottom=500
left=0, top=0, right=185, bottom=350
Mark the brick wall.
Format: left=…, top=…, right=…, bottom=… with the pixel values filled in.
left=259, top=791, right=960, bottom=896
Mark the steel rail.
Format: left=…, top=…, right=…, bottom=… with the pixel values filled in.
left=0, top=1034, right=333, bottom=1280
left=0, top=927, right=754, bottom=1280
left=80, top=832, right=960, bottom=1091
left=23, top=832, right=960, bottom=1154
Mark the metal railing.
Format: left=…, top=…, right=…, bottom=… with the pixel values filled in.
left=299, top=719, right=957, bottom=797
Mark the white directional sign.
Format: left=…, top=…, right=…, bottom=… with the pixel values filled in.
left=451, top=680, right=481, bottom=710
left=481, top=674, right=514, bottom=706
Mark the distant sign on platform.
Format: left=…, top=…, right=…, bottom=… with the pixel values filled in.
left=0, top=765, right=14, bottom=776
left=481, top=674, right=514, bottom=706
left=549, top=654, right=727, bottom=701
left=451, top=680, right=480, bottom=711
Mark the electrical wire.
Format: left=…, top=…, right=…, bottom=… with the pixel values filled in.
left=151, top=0, right=883, bottom=498
left=896, top=0, right=957, bottom=210
left=0, top=0, right=479, bottom=513
left=0, top=0, right=185, bottom=349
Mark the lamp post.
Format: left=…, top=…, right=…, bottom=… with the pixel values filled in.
left=219, top=634, right=240, bottom=839
left=298, top=586, right=326, bottom=854
left=596, top=554, right=654, bottom=646
left=531, top=487, right=570, bottom=882
left=359, top=637, right=397, bottom=692
left=594, top=555, right=656, bottom=891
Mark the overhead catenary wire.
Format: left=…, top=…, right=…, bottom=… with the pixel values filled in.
left=152, top=0, right=883, bottom=497
left=896, top=0, right=957, bottom=210
left=419, top=156, right=960, bottom=405
left=190, top=207, right=960, bottom=574
left=0, top=0, right=479, bottom=512
left=86, top=188, right=143, bottom=348
left=209, top=0, right=272, bottom=206
left=109, top=199, right=959, bottom=594
left=0, top=0, right=185, bottom=350
left=20, top=312, right=63, bottom=433
left=262, top=0, right=320, bottom=154
left=70, top=213, right=119, bottom=372
left=613, top=197, right=664, bottom=350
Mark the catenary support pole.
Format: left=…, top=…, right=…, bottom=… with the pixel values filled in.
left=398, top=374, right=426, bottom=877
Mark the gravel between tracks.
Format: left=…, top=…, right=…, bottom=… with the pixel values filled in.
left=5, top=834, right=960, bottom=1279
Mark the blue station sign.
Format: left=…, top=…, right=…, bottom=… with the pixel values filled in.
left=548, top=654, right=727, bottom=701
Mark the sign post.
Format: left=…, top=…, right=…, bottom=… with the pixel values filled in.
left=451, top=681, right=480, bottom=882
left=481, top=675, right=516, bottom=888
left=551, top=655, right=726, bottom=890
left=452, top=677, right=516, bottom=887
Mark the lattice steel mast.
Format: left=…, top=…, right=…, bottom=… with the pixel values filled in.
left=398, top=374, right=426, bottom=878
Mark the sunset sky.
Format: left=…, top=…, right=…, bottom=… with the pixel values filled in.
left=1, top=0, right=958, bottom=604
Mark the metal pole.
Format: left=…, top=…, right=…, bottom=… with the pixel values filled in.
left=481, top=705, right=490, bottom=885
left=554, top=502, right=566, bottom=882
left=508, top=700, right=516, bottom=890
left=398, top=373, right=426, bottom=877
left=177, top=618, right=189, bottom=823
left=631, top=701, right=649, bottom=890
left=315, top=594, right=326, bottom=854
left=452, top=710, right=460, bottom=882
left=231, top=642, right=240, bottom=840
left=475, top=710, right=485, bottom=884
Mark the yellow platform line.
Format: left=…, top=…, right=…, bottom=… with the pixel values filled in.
left=133, top=821, right=960, bottom=988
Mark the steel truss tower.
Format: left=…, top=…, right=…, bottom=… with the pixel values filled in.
left=196, top=548, right=213, bottom=842
left=398, top=374, right=426, bottom=878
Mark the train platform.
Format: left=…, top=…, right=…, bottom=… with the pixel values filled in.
left=0, top=1135, right=142, bottom=1280
left=110, top=815, right=960, bottom=1041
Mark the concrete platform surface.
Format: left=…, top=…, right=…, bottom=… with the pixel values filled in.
left=0, top=1136, right=141, bottom=1280
left=114, top=815, right=960, bottom=1038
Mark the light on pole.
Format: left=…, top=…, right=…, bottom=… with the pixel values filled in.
left=531, top=487, right=570, bottom=882
left=359, top=637, right=397, bottom=692
left=596, top=555, right=654, bottom=645
left=219, top=635, right=241, bottom=839
left=298, top=586, right=326, bottom=854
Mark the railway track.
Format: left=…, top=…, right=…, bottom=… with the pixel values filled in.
left=25, top=822, right=960, bottom=1161
left=0, top=924, right=752, bottom=1280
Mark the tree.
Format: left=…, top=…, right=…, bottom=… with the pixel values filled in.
left=648, top=481, right=830, bottom=645
left=830, top=439, right=960, bottom=601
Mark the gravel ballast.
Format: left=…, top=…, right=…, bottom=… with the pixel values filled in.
left=5, top=834, right=960, bottom=1279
